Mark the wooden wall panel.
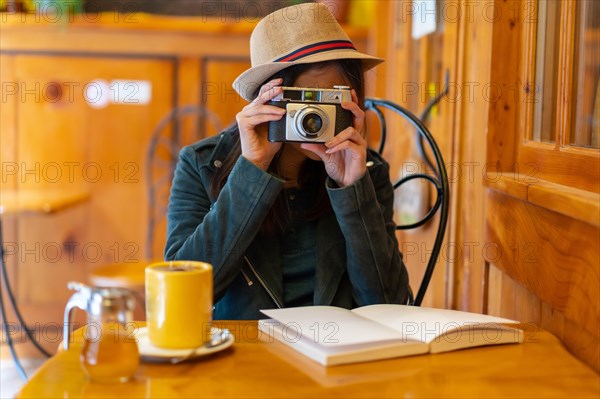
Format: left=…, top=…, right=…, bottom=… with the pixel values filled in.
left=0, top=54, right=17, bottom=190
left=177, top=57, right=204, bottom=147
left=374, top=0, right=459, bottom=309
left=486, top=190, right=599, bottom=371
left=483, top=0, right=599, bottom=373
left=444, top=1, right=495, bottom=313
left=15, top=204, right=89, bottom=317
left=488, top=262, right=599, bottom=373
left=486, top=0, right=520, bottom=171
left=0, top=214, right=18, bottom=327
left=11, top=55, right=177, bottom=265
left=0, top=55, right=19, bottom=330
left=84, top=57, right=174, bottom=265
left=203, top=58, right=250, bottom=137
left=146, top=57, right=204, bottom=260
left=14, top=56, right=88, bottom=191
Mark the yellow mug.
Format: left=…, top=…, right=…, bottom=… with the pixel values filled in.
left=145, top=261, right=213, bottom=349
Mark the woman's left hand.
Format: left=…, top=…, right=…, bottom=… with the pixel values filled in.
left=300, top=89, right=367, bottom=187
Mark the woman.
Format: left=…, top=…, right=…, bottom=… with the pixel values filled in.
left=165, top=2, right=410, bottom=319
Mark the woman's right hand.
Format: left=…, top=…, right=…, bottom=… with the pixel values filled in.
left=236, top=78, right=286, bottom=170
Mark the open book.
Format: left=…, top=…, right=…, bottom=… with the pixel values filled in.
left=259, top=305, right=523, bottom=366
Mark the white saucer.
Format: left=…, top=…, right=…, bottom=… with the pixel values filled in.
left=136, top=327, right=234, bottom=363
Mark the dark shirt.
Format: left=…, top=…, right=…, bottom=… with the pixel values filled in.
left=281, top=186, right=318, bottom=307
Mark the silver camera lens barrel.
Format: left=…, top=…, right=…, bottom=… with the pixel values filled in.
left=294, top=105, right=329, bottom=140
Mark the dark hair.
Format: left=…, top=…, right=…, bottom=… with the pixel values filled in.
left=210, top=59, right=365, bottom=234
left=252, top=59, right=366, bottom=108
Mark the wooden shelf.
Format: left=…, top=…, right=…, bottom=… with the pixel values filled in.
left=0, top=188, right=90, bottom=215
left=486, top=175, right=600, bottom=227
left=0, top=12, right=367, bottom=56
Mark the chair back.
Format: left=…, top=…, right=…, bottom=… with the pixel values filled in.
left=364, top=98, right=450, bottom=306
left=146, top=105, right=223, bottom=259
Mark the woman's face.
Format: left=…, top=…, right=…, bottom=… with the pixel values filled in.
left=288, top=63, right=350, bottom=161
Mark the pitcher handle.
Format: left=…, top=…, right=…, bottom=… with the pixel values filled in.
left=62, top=282, right=90, bottom=350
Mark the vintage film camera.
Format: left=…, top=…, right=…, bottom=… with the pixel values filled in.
left=267, top=86, right=353, bottom=143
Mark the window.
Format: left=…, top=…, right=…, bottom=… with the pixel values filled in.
left=571, top=0, right=599, bottom=149
left=518, top=0, right=599, bottom=192
left=532, top=0, right=560, bottom=144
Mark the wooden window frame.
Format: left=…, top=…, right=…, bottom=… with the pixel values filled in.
left=517, top=0, right=599, bottom=193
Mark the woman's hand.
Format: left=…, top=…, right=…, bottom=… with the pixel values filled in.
left=236, top=78, right=286, bottom=170
left=300, top=89, right=367, bottom=187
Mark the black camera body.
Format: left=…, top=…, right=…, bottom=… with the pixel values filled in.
left=267, top=86, right=353, bottom=143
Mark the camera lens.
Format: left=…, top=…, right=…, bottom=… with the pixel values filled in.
left=293, top=105, right=329, bottom=140
left=301, top=113, right=323, bottom=136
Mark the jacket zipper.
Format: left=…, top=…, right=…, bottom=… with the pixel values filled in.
left=244, top=256, right=283, bottom=309
left=240, top=269, right=254, bottom=286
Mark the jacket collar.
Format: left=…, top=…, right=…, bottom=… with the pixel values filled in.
left=192, top=126, right=239, bottom=173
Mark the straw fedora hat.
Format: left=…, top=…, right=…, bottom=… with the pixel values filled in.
left=232, top=2, right=384, bottom=102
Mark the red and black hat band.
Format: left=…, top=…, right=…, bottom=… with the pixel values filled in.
left=274, top=40, right=356, bottom=62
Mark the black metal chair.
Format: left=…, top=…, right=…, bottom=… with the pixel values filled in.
left=364, top=97, right=450, bottom=307
left=145, top=105, right=223, bottom=260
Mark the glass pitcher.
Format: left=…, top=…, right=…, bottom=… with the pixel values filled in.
left=63, top=282, right=140, bottom=383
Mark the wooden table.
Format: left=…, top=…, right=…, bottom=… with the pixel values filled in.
left=16, top=321, right=599, bottom=398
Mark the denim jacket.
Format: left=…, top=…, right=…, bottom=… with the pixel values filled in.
left=164, top=127, right=410, bottom=319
